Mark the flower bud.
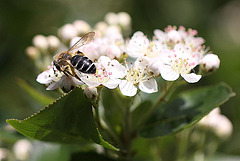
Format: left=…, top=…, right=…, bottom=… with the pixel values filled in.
left=73, top=20, right=91, bottom=35
left=94, top=21, right=108, bottom=37
left=105, top=25, right=121, bottom=37
left=13, top=139, right=32, bottom=161
left=0, top=148, right=10, bottom=160
left=105, top=12, right=118, bottom=25
left=58, top=24, right=78, bottom=43
left=107, top=45, right=122, bottom=59
left=25, top=46, right=40, bottom=60
left=32, top=35, right=48, bottom=51
left=197, top=108, right=233, bottom=139
left=47, top=35, right=60, bottom=53
left=167, top=30, right=181, bottom=43
left=70, top=36, right=81, bottom=49
left=84, top=87, right=98, bottom=100
left=215, top=114, right=233, bottom=139
left=201, top=54, right=220, bottom=72
left=118, top=12, right=131, bottom=28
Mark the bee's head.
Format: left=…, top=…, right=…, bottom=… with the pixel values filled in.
left=53, top=60, right=61, bottom=71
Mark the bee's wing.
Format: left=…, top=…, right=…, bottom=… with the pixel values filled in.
left=67, top=32, right=95, bottom=52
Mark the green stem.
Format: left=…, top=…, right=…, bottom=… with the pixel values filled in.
left=120, top=100, right=133, bottom=160
left=94, top=88, right=120, bottom=145
left=133, top=82, right=174, bottom=130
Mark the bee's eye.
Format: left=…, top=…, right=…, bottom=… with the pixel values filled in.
left=53, top=61, right=61, bottom=71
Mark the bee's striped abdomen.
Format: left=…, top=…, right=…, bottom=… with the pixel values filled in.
left=70, top=55, right=96, bottom=74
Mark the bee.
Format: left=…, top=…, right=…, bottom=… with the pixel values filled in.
left=53, top=32, right=96, bottom=80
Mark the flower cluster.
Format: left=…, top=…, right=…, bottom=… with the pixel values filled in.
left=26, top=13, right=220, bottom=97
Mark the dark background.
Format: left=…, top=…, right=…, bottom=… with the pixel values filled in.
left=0, top=0, right=240, bottom=156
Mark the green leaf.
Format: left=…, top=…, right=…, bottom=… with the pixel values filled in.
left=131, top=101, right=153, bottom=128
left=16, top=78, right=55, bottom=106
left=100, top=88, right=132, bottom=133
left=140, top=83, right=235, bottom=138
left=6, top=88, right=117, bottom=151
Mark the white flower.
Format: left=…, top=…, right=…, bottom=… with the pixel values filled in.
left=198, top=107, right=233, bottom=139
left=78, top=56, right=125, bottom=89
left=127, top=31, right=167, bottom=60
left=160, top=44, right=202, bottom=83
left=126, top=31, right=150, bottom=58
left=180, top=28, right=205, bottom=48
left=36, top=66, right=83, bottom=92
left=119, top=58, right=158, bottom=96
left=201, top=54, right=220, bottom=72
left=154, top=26, right=205, bottom=49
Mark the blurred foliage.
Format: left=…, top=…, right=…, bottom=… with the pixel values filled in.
left=0, top=0, right=240, bottom=159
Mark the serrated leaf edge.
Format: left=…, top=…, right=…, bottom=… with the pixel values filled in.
left=6, top=89, right=75, bottom=123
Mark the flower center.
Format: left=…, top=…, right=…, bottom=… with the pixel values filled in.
left=170, top=57, right=195, bottom=74
left=125, top=64, right=148, bottom=84
left=143, top=42, right=160, bottom=58
left=91, top=67, right=112, bottom=83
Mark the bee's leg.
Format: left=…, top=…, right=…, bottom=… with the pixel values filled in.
left=70, top=67, right=82, bottom=82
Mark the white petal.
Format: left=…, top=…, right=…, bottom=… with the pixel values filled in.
left=139, top=79, right=158, bottom=93
left=60, top=76, right=76, bottom=91
left=81, top=77, right=101, bottom=87
left=106, top=45, right=122, bottom=59
left=36, top=71, right=53, bottom=84
left=119, top=80, right=137, bottom=97
left=108, top=59, right=126, bottom=79
left=134, top=57, right=149, bottom=71
left=181, top=73, right=202, bottom=83
left=98, top=56, right=112, bottom=68
left=160, top=66, right=179, bottom=81
left=153, top=29, right=166, bottom=41
left=148, top=58, right=163, bottom=75
left=103, top=79, right=121, bottom=89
